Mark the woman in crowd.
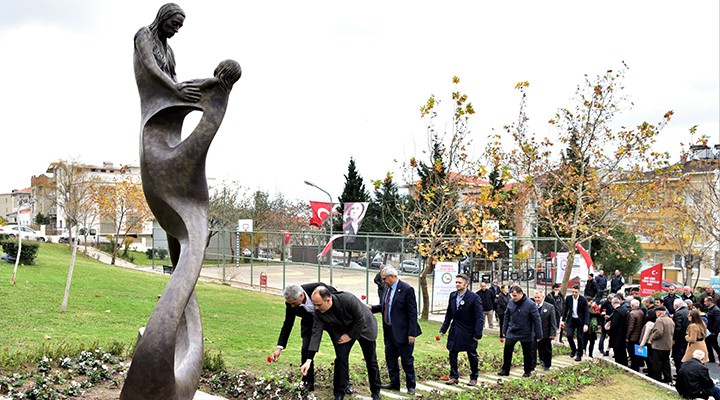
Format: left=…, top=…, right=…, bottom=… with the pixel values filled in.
left=682, top=309, right=709, bottom=363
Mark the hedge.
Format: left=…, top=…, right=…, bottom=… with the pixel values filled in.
left=0, top=240, right=40, bottom=265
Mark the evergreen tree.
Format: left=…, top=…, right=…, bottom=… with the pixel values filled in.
left=335, top=158, right=373, bottom=253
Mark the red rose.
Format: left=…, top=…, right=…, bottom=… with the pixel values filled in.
left=435, top=335, right=441, bottom=341
left=267, top=356, right=273, bottom=363
left=361, top=295, right=367, bottom=300
left=500, top=338, right=505, bottom=343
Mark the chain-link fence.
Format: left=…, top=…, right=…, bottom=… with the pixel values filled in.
left=148, top=227, right=571, bottom=315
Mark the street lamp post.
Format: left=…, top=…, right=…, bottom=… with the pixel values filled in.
left=304, top=180, right=335, bottom=285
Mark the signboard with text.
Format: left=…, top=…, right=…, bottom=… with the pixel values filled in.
left=433, top=262, right=459, bottom=311
left=553, top=252, right=589, bottom=284
left=640, top=263, right=663, bottom=295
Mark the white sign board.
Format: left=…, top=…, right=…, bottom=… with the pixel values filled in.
left=553, top=252, right=589, bottom=283
left=433, top=261, right=459, bottom=311
left=238, top=219, right=253, bottom=232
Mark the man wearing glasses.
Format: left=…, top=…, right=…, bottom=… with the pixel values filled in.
left=301, top=286, right=382, bottom=400
left=272, top=283, right=349, bottom=393
left=369, top=266, right=422, bottom=395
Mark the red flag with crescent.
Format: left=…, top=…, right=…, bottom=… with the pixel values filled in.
left=309, top=201, right=334, bottom=227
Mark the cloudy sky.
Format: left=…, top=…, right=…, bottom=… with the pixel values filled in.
left=1, top=0, right=717, bottom=202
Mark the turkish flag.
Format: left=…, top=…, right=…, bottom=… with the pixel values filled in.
left=576, top=243, right=593, bottom=271
left=309, top=201, right=334, bottom=227
left=319, top=234, right=345, bottom=257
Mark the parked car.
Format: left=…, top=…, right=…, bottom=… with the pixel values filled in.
left=0, top=225, right=46, bottom=241
left=370, top=259, right=383, bottom=270
left=58, top=236, right=81, bottom=244
left=661, top=279, right=685, bottom=291
left=623, top=284, right=641, bottom=295
left=242, top=249, right=251, bottom=257
left=400, top=260, right=420, bottom=274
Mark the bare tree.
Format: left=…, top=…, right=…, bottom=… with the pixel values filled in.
left=50, top=160, right=100, bottom=313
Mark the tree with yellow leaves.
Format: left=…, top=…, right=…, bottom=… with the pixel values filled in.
left=93, top=175, right=152, bottom=265
left=504, top=64, right=675, bottom=294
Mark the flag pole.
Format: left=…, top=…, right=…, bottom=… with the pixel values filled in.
left=305, top=180, right=334, bottom=285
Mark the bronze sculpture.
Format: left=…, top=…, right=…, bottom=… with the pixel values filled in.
left=121, top=4, right=240, bottom=399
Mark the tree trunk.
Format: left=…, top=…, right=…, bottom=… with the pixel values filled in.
left=560, top=245, right=578, bottom=296
left=419, top=256, right=433, bottom=320
left=110, top=234, right=119, bottom=265
left=10, top=235, right=22, bottom=285
left=60, top=239, right=79, bottom=313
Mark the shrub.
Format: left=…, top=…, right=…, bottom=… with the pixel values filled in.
left=145, top=248, right=168, bottom=260
left=0, top=240, right=40, bottom=265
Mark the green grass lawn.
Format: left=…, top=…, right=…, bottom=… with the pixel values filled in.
left=0, top=243, right=452, bottom=373
left=0, top=242, right=683, bottom=399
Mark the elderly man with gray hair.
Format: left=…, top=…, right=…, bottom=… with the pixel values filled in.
left=676, top=349, right=720, bottom=399
left=369, top=265, right=422, bottom=394
left=673, top=298, right=690, bottom=373
left=272, top=282, right=338, bottom=392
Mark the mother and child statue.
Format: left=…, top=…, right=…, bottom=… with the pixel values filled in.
left=121, top=4, right=241, bottom=399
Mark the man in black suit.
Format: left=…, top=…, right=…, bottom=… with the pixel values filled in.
left=608, top=297, right=629, bottom=366
left=301, top=286, right=382, bottom=400
left=370, top=266, right=422, bottom=395
left=564, top=284, right=590, bottom=361
left=440, top=273, right=484, bottom=386
left=533, top=289, right=557, bottom=370
left=272, top=283, right=345, bottom=392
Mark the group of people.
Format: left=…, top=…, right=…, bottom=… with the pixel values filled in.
left=269, top=265, right=720, bottom=400
left=272, top=266, right=421, bottom=400
left=591, top=283, right=720, bottom=399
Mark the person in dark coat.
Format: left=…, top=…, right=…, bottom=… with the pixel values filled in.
left=373, top=271, right=384, bottom=302
left=598, top=294, right=614, bottom=356
left=699, top=285, right=720, bottom=312
left=370, top=266, right=422, bottom=395
left=704, top=296, right=720, bottom=363
left=272, top=282, right=337, bottom=391
left=584, top=273, right=599, bottom=300
left=564, top=285, right=590, bottom=361
left=662, top=286, right=682, bottom=317
left=495, top=285, right=510, bottom=338
left=626, top=298, right=646, bottom=371
left=532, top=289, right=557, bottom=370
left=302, top=287, right=381, bottom=400
left=594, top=270, right=608, bottom=294
left=608, top=297, right=629, bottom=366
left=584, top=297, right=601, bottom=358
left=498, top=286, right=542, bottom=377
left=440, top=274, right=484, bottom=386
left=672, top=299, right=691, bottom=372
left=548, top=284, right=564, bottom=342
left=675, top=349, right=720, bottom=400
left=610, top=269, right=624, bottom=294
left=476, top=282, right=496, bottom=329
